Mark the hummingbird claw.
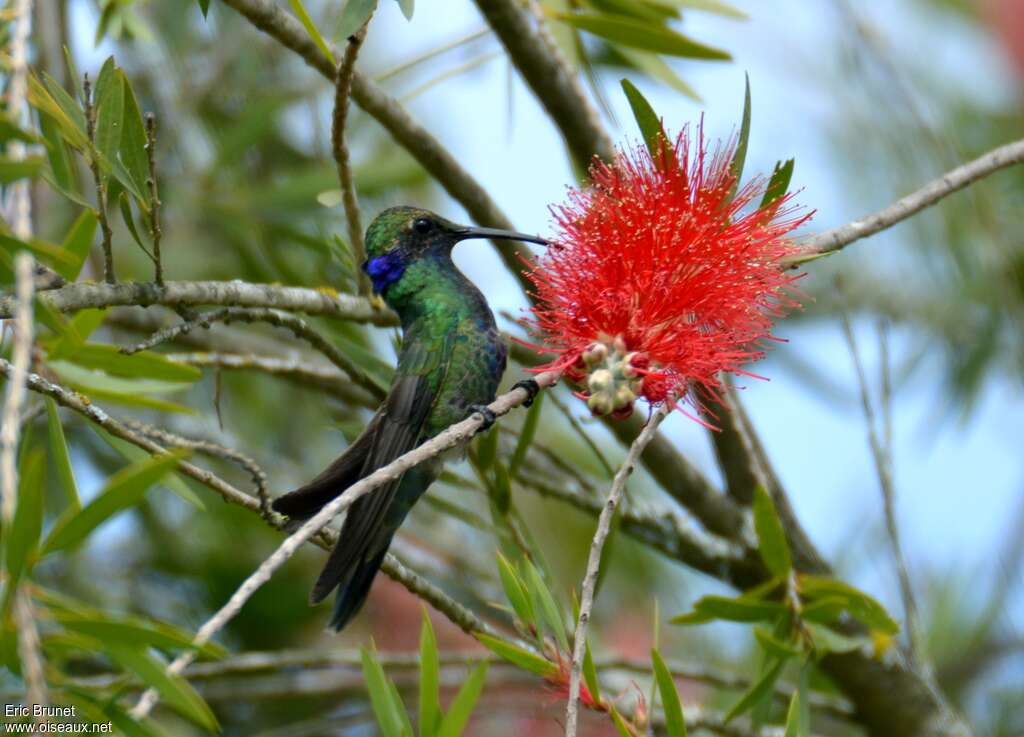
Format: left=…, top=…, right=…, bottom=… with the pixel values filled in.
left=512, top=379, right=540, bottom=407
left=469, top=404, right=497, bottom=432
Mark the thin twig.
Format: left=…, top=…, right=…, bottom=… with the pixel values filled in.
left=0, top=280, right=396, bottom=325
left=564, top=403, right=670, bottom=737
left=3, top=0, right=33, bottom=239
left=793, top=137, right=1024, bottom=263
left=145, top=113, right=164, bottom=286
left=1, top=254, right=49, bottom=721
left=129, top=371, right=558, bottom=719
left=124, top=419, right=272, bottom=517
left=332, top=24, right=371, bottom=297
left=121, top=306, right=386, bottom=400
left=83, top=74, right=116, bottom=284
left=838, top=309, right=919, bottom=656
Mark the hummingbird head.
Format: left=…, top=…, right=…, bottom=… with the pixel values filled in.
left=362, top=206, right=547, bottom=297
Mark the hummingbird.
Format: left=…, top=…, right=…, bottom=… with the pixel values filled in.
left=272, top=206, right=546, bottom=631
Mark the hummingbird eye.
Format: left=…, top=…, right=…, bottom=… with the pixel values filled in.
left=412, top=217, right=433, bottom=235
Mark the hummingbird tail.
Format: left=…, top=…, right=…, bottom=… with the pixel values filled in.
left=327, top=545, right=390, bottom=631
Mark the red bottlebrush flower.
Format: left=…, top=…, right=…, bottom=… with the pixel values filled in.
left=525, top=124, right=810, bottom=419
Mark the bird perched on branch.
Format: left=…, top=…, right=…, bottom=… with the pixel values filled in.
left=272, top=206, right=546, bottom=631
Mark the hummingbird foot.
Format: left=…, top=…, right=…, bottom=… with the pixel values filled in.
left=469, top=404, right=497, bottom=432
left=511, top=379, right=540, bottom=407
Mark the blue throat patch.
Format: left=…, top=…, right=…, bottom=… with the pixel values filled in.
left=364, top=251, right=406, bottom=293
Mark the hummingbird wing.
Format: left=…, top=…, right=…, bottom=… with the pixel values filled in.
left=305, top=330, right=454, bottom=606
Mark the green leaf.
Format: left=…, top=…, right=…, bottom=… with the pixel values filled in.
left=759, top=159, right=794, bottom=213
left=583, top=639, right=601, bottom=708
left=55, top=209, right=98, bottom=281
left=555, top=13, right=730, bottom=60
left=496, top=553, right=534, bottom=626
left=671, top=595, right=786, bottom=625
left=608, top=705, right=635, bottom=737
left=509, top=391, right=543, bottom=476
left=336, top=0, right=378, bottom=40
left=725, top=657, right=784, bottom=722
left=54, top=612, right=226, bottom=659
left=803, top=622, right=865, bottom=655
left=435, top=661, right=487, bottom=737
left=94, top=65, right=125, bottom=161
left=0, top=156, right=45, bottom=183
left=783, top=688, right=801, bottom=737
left=475, top=634, right=557, bottom=678
left=620, top=79, right=670, bottom=162
left=35, top=73, right=88, bottom=147
left=92, top=428, right=204, bottom=509
left=753, top=626, right=801, bottom=658
left=361, top=647, right=405, bottom=737
left=46, top=398, right=81, bottom=511
left=652, top=648, right=685, bottom=737
left=673, top=0, right=748, bottom=18
left=492, top=461, right=512, bottom=515
left=524, top=559, right=569, bottom=653
left=798, top=576, right=899, bottom=635
left=419, top=607, right=441, bottom=737
left=105, top=644, right=218, bottom=731
left=394, top=0, right=414, bottom=20
left=728, top=73, right=751, bottom=195
left=752, top=485, right=791, bottom=577
left=198, top=0, right=211, bottom=17
left=61, top=343, right=201, bottom=383
left=5, top=451, right=46, bottom=586
left=38, top=112, right=79, bottom=201
left=119, top=72, right=150, bottom=201
left=288, top=0, right=336, bottom=63
left=119, top=191, right=149, bottom=252
left=476, top=423, right=499, bottom=470
left=42, top=450, right=186, bottom=555
left=0, top=114, right=40, bottom=144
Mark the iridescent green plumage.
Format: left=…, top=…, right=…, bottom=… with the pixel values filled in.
left=272, top=206, right=546, bottom=630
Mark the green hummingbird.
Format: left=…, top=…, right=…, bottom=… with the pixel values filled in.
left=272, top=206, right=546, bottom=631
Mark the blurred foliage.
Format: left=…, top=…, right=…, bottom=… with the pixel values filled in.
left=0, top=1, right=1021, bottom=736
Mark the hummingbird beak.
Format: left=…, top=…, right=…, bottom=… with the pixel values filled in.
left=454, top=225, right=548, bottom=246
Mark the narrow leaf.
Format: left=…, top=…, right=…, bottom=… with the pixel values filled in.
left=783, top=689, right=801, bottom=737
left=435, top=661, right=487, bottom=737
left=671, top=595, right=786, bottom=625
left=105, top=644, right=218, bottom=730
left=524, top=560, right=569, bottom=653
left=583, top=639, right=601, bottom=708
left=798, top=575, right=899, bottom=635
left=336, top=0, right=378, bottom=41
left=361, top=647, right=405, bottom=737
left=42, top=451, right=186, bottom=555
left=198, top=0, right=211, bottom=17
left=62, top=343, right=201, bottom=383
left=0, top=156, right=45, bottom=184
left=496, top=553, right=534, bottom=626
left=759, top=159, right=794, bottom=213
left=46, top=398, right=81, bottom=511
left=118, top=71, right=150, bottom=203
left=119, top=191, right=148, bottom=251
left=394, top=0, right=414, bottom=20
left=725, top=657, right=784, bottom=722
left=509, top=391, right=543, bottom=476
left=652, top=648, right=685, bottom=737
left=55, top=613, right=226, bottom=658
left=620, top=79, right=669, bottom=160
left=6, top=451, right=46, bottom=585
left=608, top=705, right=635, bottom=737
left=728, top=72, right=751, bottom=194
left=55, top=209, right=98, bottom=281
left=752, top=485, right=791, bottom=577
left=753, top=626, right=801, bottom=658
left=37, top=112, right=78, bottom=199
left=289, top=0, right=336, bottom=63
left=555, top=13, right=730, bottom=60
left=419, top=607, right=441, bottom=737
left=475, top=634, right=557, bottom=679
left=94, top=66, right=125, bottom=161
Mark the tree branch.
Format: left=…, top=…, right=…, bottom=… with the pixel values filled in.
left=793, top=137, right=1024, bottom=262
left=0, top=279, right=396, bottom=325
left=332, top=24, right=371, bottom=297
